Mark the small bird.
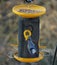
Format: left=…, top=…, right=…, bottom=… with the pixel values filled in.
left=27, top=37, right=38, bottom=57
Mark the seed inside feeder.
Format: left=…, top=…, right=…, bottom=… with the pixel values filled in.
left=18, top=9, right=42, bottom=13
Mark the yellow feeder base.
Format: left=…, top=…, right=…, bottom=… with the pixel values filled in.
left=12, top=4, right=46, bottom=18
left=14, top=52, right=44, bottom=63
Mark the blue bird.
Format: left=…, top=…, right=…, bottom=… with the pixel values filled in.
left=27, top=37, right=37, bottom=56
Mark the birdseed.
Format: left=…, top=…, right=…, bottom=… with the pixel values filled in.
left=18, top=9, right=42, bottom=13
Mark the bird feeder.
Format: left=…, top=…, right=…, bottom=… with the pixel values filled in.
left=12, top=4, right=46, bottom=63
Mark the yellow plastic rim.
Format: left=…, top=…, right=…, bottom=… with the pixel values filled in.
left=12, top=4, right=46, bottom=18
left=14, top=52, right=44, bottom=63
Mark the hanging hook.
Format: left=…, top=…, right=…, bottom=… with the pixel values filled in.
left=25, top=0, right=33, bottom=3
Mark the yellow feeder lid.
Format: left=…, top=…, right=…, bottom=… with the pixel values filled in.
left=12, top=4, right=46, bottom=18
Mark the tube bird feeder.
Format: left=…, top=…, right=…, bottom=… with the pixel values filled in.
left=12, top=4, right=46, bottom=63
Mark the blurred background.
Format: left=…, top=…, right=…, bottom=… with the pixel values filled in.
left=0, top=0, right=57, bottom=65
